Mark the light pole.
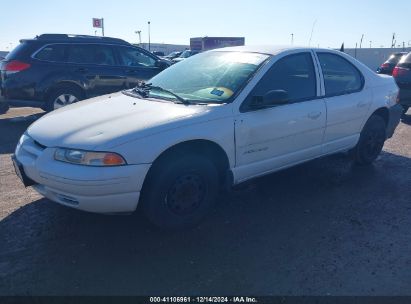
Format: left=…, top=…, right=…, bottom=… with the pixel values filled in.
left=135, top=30, right=142, bottom=45
left=369, top=41, right=372, bottom=48
left=359, top=34, right=364, bottom=48
left=147, top=21, right=151, bottom=51
left=291, top=33, right=294, bottom=45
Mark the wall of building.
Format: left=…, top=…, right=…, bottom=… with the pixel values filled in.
left=344, top=47, right=411, bottom=71
left=136, top=43, right=189, bottom=55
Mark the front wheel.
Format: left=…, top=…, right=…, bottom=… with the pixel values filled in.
left=352, top=115, right=386, bottom=165
left=45, top=85, right=84, bottom=112
left=141, top=154, right=219, bottom=229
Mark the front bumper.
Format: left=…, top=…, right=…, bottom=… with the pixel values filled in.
left=14, top=135, right=151, bottom=213
left=386, top=104, right=403, bottom=138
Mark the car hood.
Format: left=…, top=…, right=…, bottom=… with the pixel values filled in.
left=27, top=92, right=212, bottom=150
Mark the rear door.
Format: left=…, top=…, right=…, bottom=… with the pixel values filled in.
left=115, top=46, right=162, bottom=87
left=66, top=44, right=126, bottom=96
left=315, top=52, right=371, bottom=154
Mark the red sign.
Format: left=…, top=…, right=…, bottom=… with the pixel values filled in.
left=93, top=18, right=102, bottom=28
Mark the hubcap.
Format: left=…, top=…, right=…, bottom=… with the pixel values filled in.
left=364, top=129, right=384, bottom=159
left=165, top=173, right=207, bottom=216
left=53, top=94, right=78, bottom=109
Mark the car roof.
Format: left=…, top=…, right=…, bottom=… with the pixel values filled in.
left=21, top=34, right=131, bottom=46
left=211, top=45, right=330, bottom=55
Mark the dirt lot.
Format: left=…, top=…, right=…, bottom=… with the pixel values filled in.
left=0, top=107, right=411, bottom=296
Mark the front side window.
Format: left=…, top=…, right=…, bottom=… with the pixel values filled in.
left=34, top=44, right=66, bottom=62
left=148, top=51, right=269, bottom=104
left=247, top=52, right=317, bottom=104
left=317, top=53, right=363, bottom=96
left=118, top=47, right=156, bottom=67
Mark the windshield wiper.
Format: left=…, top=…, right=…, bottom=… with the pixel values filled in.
left=149, top=85, right=190, bottom=105
left=131, top=81, right=189, bottom=105
left=131, top=81, right=152, bottom=98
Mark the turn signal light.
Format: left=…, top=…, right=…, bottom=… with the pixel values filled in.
left=103, top=153, right=126, bottom=166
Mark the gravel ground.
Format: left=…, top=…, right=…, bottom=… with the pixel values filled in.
left=0, top=107, right=410, bottom=296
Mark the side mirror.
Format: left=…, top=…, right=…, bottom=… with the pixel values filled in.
left=250, top=90, right=289, bottom=109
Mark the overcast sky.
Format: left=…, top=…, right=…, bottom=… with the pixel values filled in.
left=1, top=0, right=410, bottom=51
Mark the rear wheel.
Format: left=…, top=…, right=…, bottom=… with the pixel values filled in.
left=141, top=154, right=219, bottom=229
left=352, top=115, right=386, bottom=165
left=45, top=85, right=84, bottom=112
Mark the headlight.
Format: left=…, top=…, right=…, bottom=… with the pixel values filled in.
left=54, top=148, right=126, bottom=166
left=16, top=133, right=30, bottom=153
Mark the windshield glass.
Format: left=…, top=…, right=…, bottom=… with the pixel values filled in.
left=148, top=51, right=269, bottom=104
left=180, top=50, right=192, bottom=58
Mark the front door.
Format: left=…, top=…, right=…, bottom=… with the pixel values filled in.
left=116, top=46, right=162, bottom=88
left=234, top=52, right=326, bottom=183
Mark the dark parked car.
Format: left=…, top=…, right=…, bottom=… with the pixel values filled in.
left=0, top=34, right=170, bottom=112
left=172, top=50, right=199, bottom=63
left=393, top=53, right=411, bottom=114
left=163, top=51, right=182, bottom=60
left=152, top=51, right=165, bottom=57
left=377, top=52, right=408, bottom=75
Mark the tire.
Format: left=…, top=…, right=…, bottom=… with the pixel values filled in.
left=352, top=115, right=386, bottom=165
left=0, top=102, right=9, bottom=115
left=141, top=154, right=219, bottom=229
left=45, top=85, right=84, bottom=112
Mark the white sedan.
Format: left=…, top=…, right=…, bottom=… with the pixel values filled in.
left=13, top=46, right=403, bottom=229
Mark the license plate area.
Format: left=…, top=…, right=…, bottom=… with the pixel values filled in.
left=11, top=156, right=35, bottom=187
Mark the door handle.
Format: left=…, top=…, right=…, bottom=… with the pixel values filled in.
left=307, top=111, right=322, bottom=120
left=75, top=67, right=88, bottom=73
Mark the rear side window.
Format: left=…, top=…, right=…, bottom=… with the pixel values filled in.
left=387, top=53, right=405, bottom=64
left=67, top=44, right=116, bottom=65
left=5, top=42, right=40, bottom=60
left=250, top=52, right=317, bottom=103
left=34, top=44, right=66, bottom=62
left=317, top=53, right=363, bottom=96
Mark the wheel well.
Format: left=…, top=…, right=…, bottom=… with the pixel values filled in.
left=372, top=107, right=389, bottom=126
left=45, top=82, right=85, bottom=101
left=148, top=140, right=230, bottom=184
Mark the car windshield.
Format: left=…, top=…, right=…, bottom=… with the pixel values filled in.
left=179, top=50, right=192, bottom=58
left=166, top=51, right=179, bottom=57
left=147, top=51, right=269, bottom=104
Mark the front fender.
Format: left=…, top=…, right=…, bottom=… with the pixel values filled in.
left=111, top=116, right=236, bottom=168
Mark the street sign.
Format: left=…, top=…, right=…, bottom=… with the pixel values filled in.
left=93, top=18, right=102, bottom=28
